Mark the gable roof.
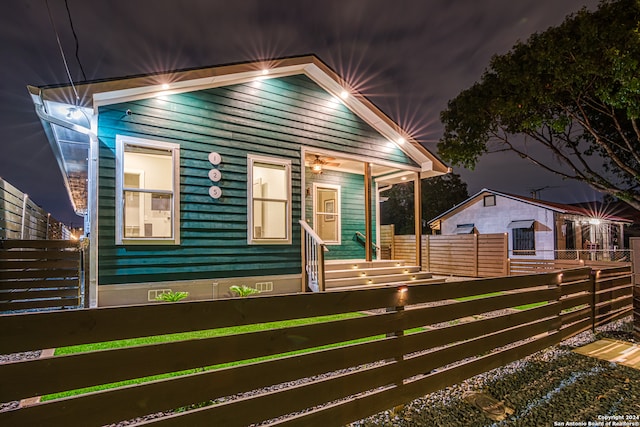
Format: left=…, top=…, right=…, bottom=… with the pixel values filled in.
left=428, top=188, right=633, bottom=225
left=27, top=55, right=449, bottom=214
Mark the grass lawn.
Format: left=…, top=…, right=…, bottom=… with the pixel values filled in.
left=455, top=291, right=504, bottom=302
left=45, top=312, right=425, bottom=401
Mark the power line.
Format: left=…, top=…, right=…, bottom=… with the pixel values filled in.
left=45, top=0, right=80, bottom=101
left=64, top=0, right=87, bottom=81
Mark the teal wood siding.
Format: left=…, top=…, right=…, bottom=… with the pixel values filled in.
left=304, top=168, right=376, bottom=260
left=97, top=75, right=417, bottom=285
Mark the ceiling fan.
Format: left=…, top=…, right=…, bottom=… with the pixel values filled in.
left=307, top=155, right=340, bottom=174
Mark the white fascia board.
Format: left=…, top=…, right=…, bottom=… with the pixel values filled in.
left=92, top=64, right=308, bottom=108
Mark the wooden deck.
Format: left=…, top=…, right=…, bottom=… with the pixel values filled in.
left=574, top=338, right=640, bottom=370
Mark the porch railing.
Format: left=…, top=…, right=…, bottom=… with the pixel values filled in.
left=354, top=231, right=380, bottom=255
left=300, top=220, right=327, bottom=292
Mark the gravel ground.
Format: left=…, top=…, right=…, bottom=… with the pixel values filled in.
left=349, top=318, right=640, bottom=427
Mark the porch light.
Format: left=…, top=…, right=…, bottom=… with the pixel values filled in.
left=161, top=83, right=170, bottom=90
left=398, top=285, right=408, bottom=293
left=397, top=137, right=405, bottom=145
left=66, top=107, right=82, bottom=120
left=589, top=218, right=601, bottom=225
left=311, top=156, right=323, bottom=174
left=261, top=69, right=269, bottom=75
left=340, top=90, right=349, bottom=100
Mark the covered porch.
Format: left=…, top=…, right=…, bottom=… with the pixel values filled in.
left=299, top=148, right=438, bottom=292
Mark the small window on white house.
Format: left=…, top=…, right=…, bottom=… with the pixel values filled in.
left=509, top=220, right=536, bottom=255
left=116, top=135, right=180, bottom=245
left=484, top=195, right=496, bottom=207
left=248, top=155, right=291, bottom=244
left=313, top=183, right=341, bottom=244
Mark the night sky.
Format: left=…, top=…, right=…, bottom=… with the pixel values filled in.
left=1, top=0, right=601, bottom=226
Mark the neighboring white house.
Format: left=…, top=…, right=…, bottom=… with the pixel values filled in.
left=428, top=189, right=632, bottom=260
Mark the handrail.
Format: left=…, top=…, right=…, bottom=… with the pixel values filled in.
left=300, top=219, right=326, bottom=246
left=299, top=220, right=327, bottom=292
left=354, top=231, right=380, bottom=252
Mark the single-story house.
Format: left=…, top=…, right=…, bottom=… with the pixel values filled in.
left=428, top=189, right=632, bottom=259
left=28, top=55, right=448, bottom=306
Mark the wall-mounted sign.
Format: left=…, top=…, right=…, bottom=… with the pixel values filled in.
left=208, top=152, right=221, bottom=165
left=209, top=186, right=222, bottom=199
left=208, top=169, right=222, bottom=182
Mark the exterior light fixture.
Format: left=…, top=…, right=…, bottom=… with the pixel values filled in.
left=340, top=90, right=349, bottom=100
left=589, top=218, right=601, bottom=225
left=161, top=83, right=170, bottom=90
left=311, top=155, right=323, bottom=174
left=398, top=285, right=408, bottom=293
left=397, top=137, right=405, bottom=145
left=261, top=69, right=269, bottom=75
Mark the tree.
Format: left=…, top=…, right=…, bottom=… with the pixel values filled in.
left=381, top=173, right=469, bottom=234
left=438, top=0, right=640, bottom=209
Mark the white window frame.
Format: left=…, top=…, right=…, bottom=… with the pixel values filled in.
left=247, top=154, right=292, bottom=244
left=115, top=135, right=180, bottom=245
left=312, top=182, right=341, bottom=245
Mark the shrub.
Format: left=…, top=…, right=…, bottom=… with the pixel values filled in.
left=229, top=285, right=260, bottom=297
left=155, top=291, right=189, bottom=302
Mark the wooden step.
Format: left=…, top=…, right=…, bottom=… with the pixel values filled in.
left=327, top=277, right=445, bottom=291
left=325, top=265, right=422, bottom=280
left=325, top=271, right=433, bottom=288
left=324, top=259, right=410, bottom=271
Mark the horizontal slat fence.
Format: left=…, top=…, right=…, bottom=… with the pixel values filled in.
left=392, top=233, right=508, bottom=277
left=0, top=240, right=84, bottom=312
left=1, top=177, right=70, bottom=240
left=0, top=265, right=632, bottom=427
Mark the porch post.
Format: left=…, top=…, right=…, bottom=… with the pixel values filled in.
left=364, top=162, right=373, bottom=262
left=414, top=172, right=422, bottom=268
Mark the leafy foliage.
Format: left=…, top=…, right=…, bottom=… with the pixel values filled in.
left=438, top=0, right=640, bottom=209
left=381, top=173, right=469, bottom=234
left=229, top=285, right=261, bottom=297
left=155, top=291, right=189, bottom=302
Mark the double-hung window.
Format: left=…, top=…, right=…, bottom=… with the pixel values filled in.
left=116, top=135, right=180, bottom=245
left=248, top=155, right=291, bottom=244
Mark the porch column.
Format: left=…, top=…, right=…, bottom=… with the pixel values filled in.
left=414, top=172, right=422, bottom=268
left=364, top=162, right=373, bottom=262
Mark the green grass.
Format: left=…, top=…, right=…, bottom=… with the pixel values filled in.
left=45, top=312, right=426, bottom=401
left=514, top=301, right=549, bottom=310
left=455, top=291, right=504, bottom=302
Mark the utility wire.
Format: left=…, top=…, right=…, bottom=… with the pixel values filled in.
left=45, top=0, right=80, bottom=101
left=64, top=0, right=87, bottom=81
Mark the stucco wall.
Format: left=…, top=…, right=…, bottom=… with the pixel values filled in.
left=440, top=194, right=556, bottom=259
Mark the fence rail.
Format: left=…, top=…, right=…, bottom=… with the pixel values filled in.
left=508, top=258, right=632, bottom=276
left=0, top=240, right=86, bottom=312
left=0, top=265, right=632, bottom=426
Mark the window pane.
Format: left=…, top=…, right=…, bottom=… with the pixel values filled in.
left=513, top=227, right=535, bottom=255
left=315, top=187, right=339, bottom=242
left=253, top=163, right=287, bottom=200
left=124, top=191, right=173, bottom=238
left=316, top=213, right=338, bottom=241
left=124, top=145, right=173, bottom=191
left=253, top=200, right=287, bottom=239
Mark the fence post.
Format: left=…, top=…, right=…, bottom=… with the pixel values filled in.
left=631, top=237, right=640, bottom=341
left=473, top=233, right=479, bottom=277
left=386, top=285, right=408, bottom=414
left=591, top=269, right=598, bottom=333
left=20, top=194, right=28, bottom=239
